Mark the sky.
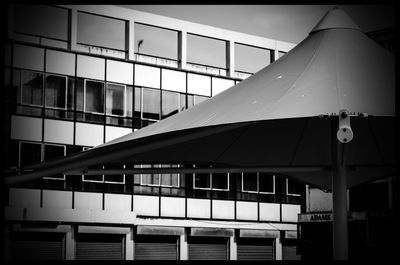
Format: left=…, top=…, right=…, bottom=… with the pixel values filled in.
left=121, top=5, right=395, bottom=44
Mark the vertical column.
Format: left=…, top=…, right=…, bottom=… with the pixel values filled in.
left=178, top=31, right=187, bottom=69
left=69, top=8, right=78, bottom=51
left=179, top=231, right=188, bottom=260
left=226, top=40, right=235, bottom=78
left=275, top=237, right=283, bottom=260
left=274, top=41, right=279, bottom=62
left=125, top=228, right=134, bottom=260
left=127, top=20, right=135, bottom=61
left=65, top=225, right=75, bottom=260
left=229, top=234, right=237, bottom=260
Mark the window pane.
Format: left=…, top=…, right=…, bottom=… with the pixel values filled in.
left=67, top=77, right=75, bottom=110
left=161, top=90, right=179, bottom=119
left=104, top=165, right=125, bottom=184
left=134, top=86, right=141, bottom=119
left=126, top=86, right=133, bottom=117
left=235, top=43, right=272, bottom=73
left=106, top=83, right=125, bottom=116
left=187, top=73, right=211, bottom=96
left=142, top=88, right=160, bottom=120
left=45, top=75, right=66, bottom=109
left=14, top=5, right=68, bottom=41
left=85, top=80, right=104, bottom=113
left=259, top=173, right=274, bottom=193
left=44, top=144, right=64, bottom=161
left=243, top=172, right=257, bottom=192
left=287, top=179, right=302, bottom=195
left=76, top=78, right=84, bottom=111
left=134, top=23, right=178, bottom=59
left=141, top=164, right=160, bottom=185
left=212, top=77, right=235, bottom=96
left=187, top=34, right=226, bottom=68
left=161, top=69, right=186, bottom=93
left=84, top=174, right=103, bottom=182
left=20, top=142, right=41, bottom=167
left=212, top=173, right=228, bottom=190
left=21, top=71, right=43, bottom=105
left=194, top=173, right=211, bottom=189
left=187, top=95, right=194, bottom=109
left=160, top=164, right=179, bottom=187
left=180, top=94, right=186, bottom=111
left=77, top=12, right=125, bottom=50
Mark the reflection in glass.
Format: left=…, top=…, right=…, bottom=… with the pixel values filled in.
left=194, top=172, right=211, bottom=189
left=235, top=43, right=272, bottom=74
left=212, top=173, right=228, bottom=190
left=106, top=83, right=125, bottom=116
left=45, top=75, right=66, bottom=109
left=162, top=90, right=180, bottom=119
left=160, top=164, right=179, bottom=187
left=21, top=71, right=43, bottom=106
left=85, top=80, right=104, bottom=114
left=19, top=142, right=42, bottom=167
left=194, top=95, right=208, bottom=105
left=77, top=12, right=125, bottom=50
left=243, top=172, right=258, bottom=192
left=142, top=88, right=160, bottom=120
left=187, top=34, right=226, bottom=69
left=141, top=164, right=160, bottom=185
left=259, top=173, right=274, bottom=193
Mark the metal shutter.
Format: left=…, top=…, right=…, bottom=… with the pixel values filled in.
left=10, top=232, right=64, bottom=260
left=134, top=235, right=178, bottom=260
left=188, top=237, right=228, bottom=260
left=75, top=234, right=123, bottom=260
left=237, top=238, right=274, bottom=260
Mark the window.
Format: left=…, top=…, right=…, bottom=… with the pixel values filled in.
left=43, top=144, right=66, bottom=180
left=286, top=178, right=302, bottom=196
left=104, top=165, right=125, bottom=184
left=81, top=147, right=104, bottom=183
left=14, top=5, right=68, bottom=41
left=106, top=83, right=126, bottom=116
left=21, top=70, right=43, bottom=106
left=187, top=34, right=226, bottom=69
left=235, top=43, right=272, bottom=74
left=142, top=87, right=160, bottom=120
left=161, top=90, right=185, bottom=119
left=193, top=166, right=229, bottom=191
left=242, top=172, right=275, bottom=194
left=19, top=141, right=42, bottom=167
left=212, top=173, right=229, bottom=190
left=45, top=74, right=67, bottom=109
left=140, top=164, right=179, bottom=187
left=77, top=12, right=126, bottom=51
left=84, top=80, right=104, bottom=114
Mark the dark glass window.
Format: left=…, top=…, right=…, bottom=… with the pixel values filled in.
left=134, top=86, right=141, bottom=119
left=161, top=90, right=181, bottom=119
left=82, top=147, right=103, bottom=182
left=106, top=83, right=125, bottom=116
left=194, top=173, right=211, bottom=189
left=242, top=172, right=258, bottom=192
left=160, top=164, right=179, bottom=187
left=45, top=74, right=67, bottom=109
left=259, top=173, right=274, bottom=193
left=212, top=173, right=229, bottom=190
left=14, top=5, right=68, bottom=41
left=19, top=142, right=41, bottom=167
left=141, top=164, right=160, bottom=185
left=43, top=144, right=65, bottom=180
left=85, top=80, right=104, bottom=113
left=21, top=71, right=43, bottom=106
left=104, top=165, right=125, bottom=184
left=76, top=78, right=84, bottom=112
left=142, top=87, right=160, bottom=120
left=77, top=12, right=125, bottom=50
left=287, top=178, right=302, bottom=195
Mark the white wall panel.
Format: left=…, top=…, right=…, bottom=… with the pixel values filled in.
left=133, top=195, right=159, bottom=216
left=105, top=126, right=132, bottom=142
left=212, top=200, right=234, bottom=219
left=11, top=115, right=42, bottom=142
left=75, top=122, right=104, bottom=147
left=13, top=44, right=44, bottom=71
left=44, top=119, right=74, bottom=144
left=236, top=201, right=258, bottom=221
left=46, top=49, right=75, bottom=76
left=160, top=197, right=185, bottom=217
left=104, top=193, right=131, bottom=212
left=161, top=69, right=186, bottom=93
left=259, top=202, right=280, bottom=222
left=106, top=60, right=133, bottom=85
left=9, top=188, right=41, bottom=208
left=212, top=77, right=235, bottom=96
left=187, top=73, right=211, bottom=96
left=42, top=190, right=72, bottom=209
left=77, top=55, right=105, bottom=80
left=74, top=192, right=103, bottom=210
left=187, top=198, right=210, bottom=218
left=134, top=64, right=160, bottom=88
left=281, top=204, right=300, bottom=223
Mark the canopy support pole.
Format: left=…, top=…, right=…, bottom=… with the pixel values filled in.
left=332, top=141, right=348, bottom=260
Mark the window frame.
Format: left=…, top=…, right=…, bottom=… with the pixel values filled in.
left=42, top=143, right=66, bottom=181
left=242, top=173, right=275, bottom=194
left=105, top=82, right=127, bottom=117
left=18, top=140, right=43, bottom=168
left=140, top=87, right=161, bottom=121
left=83, top=78, right=105, bottom=115
left=44, top=73, right=68, bottom=110
left=20, top=69, right=44, bottom=107
left=193, top=166, right=229, bottom=191
left=140, top=164, right=180, bottom=188
left=104, top=164, right=126, bottom=184
left=286, top=178, right=302, bottom=197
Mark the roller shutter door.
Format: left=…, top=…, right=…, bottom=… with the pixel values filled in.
left=75, top=234, right=123, bottom=260
left=10, top=232, right=64, bottom=260
left=134, top=235, right=178, bottom=260
left=237, top=238, right=274, bottom=260
left=188, top=237, right=228, bottom=260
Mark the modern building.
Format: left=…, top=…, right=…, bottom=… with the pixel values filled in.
left=3, top=5, right=304, bottom=260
